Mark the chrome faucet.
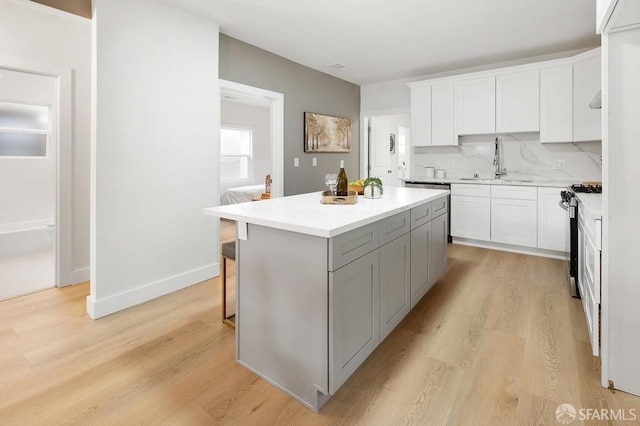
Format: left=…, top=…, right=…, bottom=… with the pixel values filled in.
left=494, top=137, right=507, bottom=179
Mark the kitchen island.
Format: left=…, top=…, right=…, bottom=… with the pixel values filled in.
left=203, top=187, right=449, bottom=411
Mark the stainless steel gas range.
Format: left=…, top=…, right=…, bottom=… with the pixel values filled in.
left=559, top=184, right=602, bottom=298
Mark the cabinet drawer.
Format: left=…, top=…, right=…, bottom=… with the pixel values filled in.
left=380, top=211, right=411, bottom=246
left=410, top=202, right=432, bottom=230
left=491, top=185, right=537, bottom=200
left=329, top=222, right=379, bottom=271
left=450, top=184, right=491, bottom=197
left=431, top=195, right=448, bottom=218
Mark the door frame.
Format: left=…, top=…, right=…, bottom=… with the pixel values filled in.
left=0, top=56, right=74, bottom=287
left=219, top=79, right=284, bottom=198
left=360, top=108, right=410, bottom=183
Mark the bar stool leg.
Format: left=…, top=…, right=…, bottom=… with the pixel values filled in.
left=221, top=255, right=236, bottom=328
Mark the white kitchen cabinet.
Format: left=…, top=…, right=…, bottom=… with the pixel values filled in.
left=379, top=233, right=410, bottom=340
left=409, top=83, right=456, bottom=146
left=496, top=70, right=540, bottom=133
left=431, top=82, right=457, bottom=146
left=429, top=211, right=448, bottom=283
left=537, top=187, right=567, bottom=252
left=577, top=202, right=601, bottom=357
left=456, top=77, right=496, bottom=135
left=410, top=220, right=431, bottom=309
left=329, top=249, right=379, bottom=393
left=573, top=52, right=602, bottom=142
left=410, top=85, right=431, bottom=146
left=540, top=65, right=573, bottom=143
left=451, top=184, right=491, bottom=241
left=490, top=185, right=537, bottom=248
left=596, top=0, right=617, bottom=33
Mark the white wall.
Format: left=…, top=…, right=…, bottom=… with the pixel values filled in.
left=0, top=0, right=91, bottom=284
left=220, top=99, right=271, bottom=193
left=89, top=0, right=220, bottom=318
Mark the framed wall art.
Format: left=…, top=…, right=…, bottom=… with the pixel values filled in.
left=304, top=112, right=352, bottom=153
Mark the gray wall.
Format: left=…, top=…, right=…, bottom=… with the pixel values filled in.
left=219, top=34, right=361, bottom=195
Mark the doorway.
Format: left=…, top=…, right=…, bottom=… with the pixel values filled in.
left=0, top=67, right=57, bottom=300
left=219, top=80, right=284, bottom=199
left=363, top=112, right=411, bottom=187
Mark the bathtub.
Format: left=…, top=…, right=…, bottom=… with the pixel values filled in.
left=0, top=219, right=54, bottom=260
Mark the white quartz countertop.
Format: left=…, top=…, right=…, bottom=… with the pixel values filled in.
left=203, top=186, right=449, bottom=238
left=576, top=193, right=603, bottom=220
left=402, top=176, right=579, bottom=188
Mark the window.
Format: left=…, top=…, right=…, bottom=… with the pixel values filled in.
left=220, top=126, right=252, bottom=182
left=0, top=101, right=49, bottom=157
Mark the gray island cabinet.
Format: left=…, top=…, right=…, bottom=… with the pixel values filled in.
left=203, top=187, right=449, bottom=411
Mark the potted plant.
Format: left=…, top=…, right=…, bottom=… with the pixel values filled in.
left=363, top=177, right=383, bottom=199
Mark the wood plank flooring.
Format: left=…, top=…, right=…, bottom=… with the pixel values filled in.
left=1, top=233, right=639, bottom=424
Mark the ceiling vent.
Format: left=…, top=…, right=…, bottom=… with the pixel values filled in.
left=327, top=63, right=351, bottom=71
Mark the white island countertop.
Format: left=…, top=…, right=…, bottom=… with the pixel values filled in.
left=203, top=186, right=449, bottom=238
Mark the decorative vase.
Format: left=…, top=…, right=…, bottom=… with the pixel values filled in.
left=363, top=184, right=382, bottom=199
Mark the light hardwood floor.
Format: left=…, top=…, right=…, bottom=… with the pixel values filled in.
left=1, top=227, right=639, bottom=424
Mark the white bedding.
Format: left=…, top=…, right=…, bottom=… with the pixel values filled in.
left=221, top=184, right=264, bottom=205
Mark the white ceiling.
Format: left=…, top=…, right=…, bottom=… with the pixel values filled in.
left=167, top=0, right=600, bottom=86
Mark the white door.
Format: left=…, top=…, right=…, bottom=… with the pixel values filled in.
left=368, top=117, right=392, bottom=186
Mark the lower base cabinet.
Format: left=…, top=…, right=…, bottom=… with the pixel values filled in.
left=410, top=221, right=431, bottom=309
left=451, top=195, right=491, bottom=241
left=491, top=198, right=537, bottom=247
left=329, top=250, right=380, bottom=394
left=430, top=212, right=448, bottom=282
left=380, top=233, right=411, bottom=340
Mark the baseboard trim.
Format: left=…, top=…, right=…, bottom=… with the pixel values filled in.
left=71, top=266, right=90, bottom=285
left=86, top=262, right=219, bottom=319
left=452, top=237, right=566, bottom=260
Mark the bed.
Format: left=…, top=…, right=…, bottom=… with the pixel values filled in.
left=220, top=184, right=265, bottom=205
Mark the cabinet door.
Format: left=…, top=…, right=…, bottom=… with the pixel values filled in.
left=540, top=65, right=573, bottom=143
left=431, top=82, right=457, bottom=146
left=456, top=77, right=496, bottom=135
left=429, top=212, right=448, bottom=284
left=573, top=53, right=601, bottom=141
left=451, top=195, right=491, bottom=241
left=379, top=234, right=410, bottom=340
left=491, top=198, right=537, bottom=247
left=410, top=85, right=432, bottom=146
left=537, top=187, right=567, bottom=251
left=410, top=221, right=430, bottom=308
left=329, top=250, right=379, bottom=394
left=496, top=70, right=540, bottom=133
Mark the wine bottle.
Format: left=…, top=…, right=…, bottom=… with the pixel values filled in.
left=336, top=160, right=348, bottom=196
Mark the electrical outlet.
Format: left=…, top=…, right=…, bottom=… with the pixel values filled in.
left=447, top=160, right=453, bottom=168
left=555, top=159, right=566, bottom=170
left=294, top=157, right=299, bottom=167
left=312, top=157, right=317, bottom=167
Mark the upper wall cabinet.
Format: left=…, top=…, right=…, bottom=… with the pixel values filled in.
left=410, top=83, right=456, bottom=146
left=431, top=83, right=456, bottom=146
left=573, top=53, right=602, bottom=142
left=409, top=48, right=600, bottom=146
left=410, top=85, right=431, bottom=147
left=456, top=77, right=496, bottom=135
left=496, top=70, right=540, bottom=133
left=540, top=64, right=573, bottom=143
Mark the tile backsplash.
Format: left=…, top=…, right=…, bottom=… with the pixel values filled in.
left=413, top=133, right=601, bottom=182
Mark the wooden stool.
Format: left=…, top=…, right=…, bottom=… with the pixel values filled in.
left=221, top=241, right=236, bottom=328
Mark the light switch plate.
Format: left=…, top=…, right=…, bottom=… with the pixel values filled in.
left=312, top=158, right=317, bottom=167
left=294, top=157, right=299, bottom=167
